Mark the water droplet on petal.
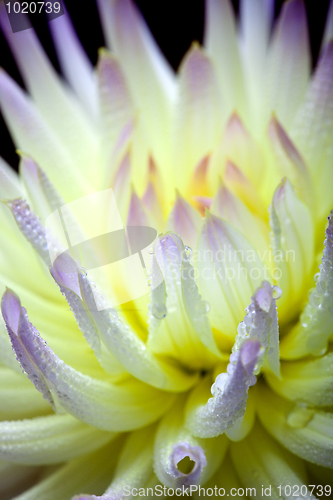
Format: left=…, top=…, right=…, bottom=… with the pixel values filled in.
left=286, top=406, right=314, bottom=429
left=198, top=300, right=210, bottom=315
left=81, top=268, right=87, bottom=276
left=314, top=272, right=320, bottom=282
left=152, top=302, right=167, bottom=319
left=148, top=247, right=154, bottom=255
left=184, top=246, right=192, bottom=260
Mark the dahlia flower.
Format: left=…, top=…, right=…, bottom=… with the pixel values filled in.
left=0, top=0, right=333, bottom=499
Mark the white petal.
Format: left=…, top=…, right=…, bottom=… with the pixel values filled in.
left=0, top=156, right=23, bottom=199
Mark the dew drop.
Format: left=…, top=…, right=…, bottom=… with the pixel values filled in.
left=272, top=285, right=282, bottom=299
left=286, top=406, right=314, bottom=429
left=152, top=302, right=167, bottom=319
left=314, top=272, right=320, bottom=282
left=148, top=247, right=154, bottom=255
left=184, top=246, right=192, bottom=260
left=81, top=268, right=87, bottom=276
left=198, top=300, right=210, bottom=315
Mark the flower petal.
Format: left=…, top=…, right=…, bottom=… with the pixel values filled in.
left=269, top=178, right=314, bottom=322
left=165, top=193, right=203, bottom=250
left=148, top=233, right=222, bottom=369
left=0, top=413, right=115, bottom=465
left=185, top=339, right=260, bottom=438
left=0, top=156, right=23, bottom=199
left=11, top=440, right=123, bottom=500
left=1, top=288, right=175, bottom=431
left=0, top=6, right=98, bottom=188
left=257, top=385, right=333, bottom=469
left=291, top=41, right=333, bottom=219
left=0, top=70, right=86, bottom=199
left=266, top=353, right=333, bottom=407
left=154, top=398, right=228, bottom=488
left=265, top=0, right=310, bottom=128
left=231, top=421, right=315, bottom=499
left=174, top=45, right=224, bottom=191
left=280, top=211, right=333, bottom=358
left=52, top=253, right=197, bottom=392
left=105, top=426, right=154, bottom=496
left=204, top=0, right=245, bottom=117
left=196, top=211, right=269, bottom=340
left=49, top=6, right=97, bottom=118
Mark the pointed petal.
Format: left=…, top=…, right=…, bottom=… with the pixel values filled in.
left=197, top=211, right=269, bottom=340
left=1, top=289, right=175, bottom=431
left=174, top=45, right=224, bottom=190
left=266, top=353, right=333, bottom=407
left=257, top=385, right=333, bottom=469
left=234, top=281, right=281, bottom=378
left=49, top=7, right=97, bottom=118
left=280, top=211, right=333, bottom=358
left=239, top=0, right=274, bottom=129
left=0, top=156, right=23, bottom=199
left=0, top=70, right=86, bottom=199
left=99, top=0, right=175, bottom=171
left=142, top=181, right=164, bottom=231
left=0, top=7, right=98, bottom=187
left=291, top=41, right=333, bottom=219
left=265, top=0, right=310, bottom=127
left=231, top=422, right=315, bottom=498
left=224, top=161, right=265, bottom=215
left=268, top=117, right=314, bottom=208
left=269, top=179, right=314, bottom=322
left=166, top=193, right=202, bottom=250
left=0, top=413, right=115, bottom=465
left=204, top=0, right=245, bottom=116
left=52, top=254, right=197, bottom=392
left=148, top=233, right=222, bottom=369
left=154, top=399, right=228, bottom=488
left=185, top=339, right=260, bottom=438
left=211, top=184, right=269, bottom=257
left=1, top=288, right=55, bottom=410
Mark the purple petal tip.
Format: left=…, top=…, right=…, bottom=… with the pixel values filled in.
left=1, top=288, right=21, bottom=334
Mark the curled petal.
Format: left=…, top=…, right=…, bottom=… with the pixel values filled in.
left=280, top=211, right=333, bottom=358
left=185, top=339, right=261, bottom=438
left=1, top=288, right=175, bottom=432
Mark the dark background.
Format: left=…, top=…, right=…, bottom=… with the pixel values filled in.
left=0, top=0, right=331, bottom=171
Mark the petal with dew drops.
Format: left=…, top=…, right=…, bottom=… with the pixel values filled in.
left=266, top=353, right=333, bottom=407
left=104, top=425, right=155, bottom=497
left=0, top=413, right=116, bottom=465
left=0, top=156, right=23, bottom=200
left=148, top=233, right=221, bottom=369
left=99, top=0, right=175, bottom=184
left=211, top=184, right=269, bottom=260
left=231, top=421, right=316, bottom=500
left=257, top=385, right=333, bottom=469
left=197, top=211, right=269, bottom=341
left=204, top=0, right=245, bottom=117
left=265, top=0, right=310, bottom=128
left=49, top=7, right=97, bottom=118
left=52, top=253, right=197, bottom=392
left=209, top=114, right=264, bottom=192
left=0, top=70, right=86, bottom=200
left=154, top=397, right=228, bottom=488
left=0, top=6, right=98, bottom=188
left=269, top=178, right=314, bottom=323
left=280, top=211, right=333, bottom=358
left=165, top=192, right=203, bottom=250
left=174, top=45, right=224, bottom=192
left=0, top=366, right=51, bottom=420
left=13, top=440, right=124, bottom=500
left=268, top=117, right=314, bottom=210
left=185, top=339, right=260, bottom=438
left=291, top=41, right=333, bottom=220
left=233, top=281, right=281, bottom=378
left=1, top=288, right=176, bottom=431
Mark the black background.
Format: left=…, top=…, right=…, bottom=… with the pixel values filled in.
left=0, top=0, right=331, bottom=171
